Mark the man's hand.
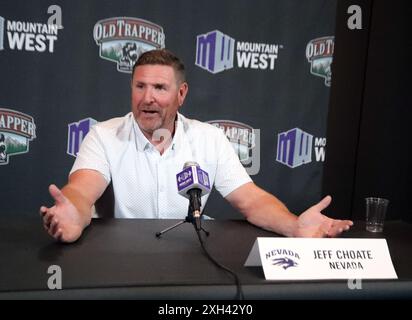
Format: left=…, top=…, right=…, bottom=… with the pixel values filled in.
left=295, top=195, right=353, bottom=237
left=39, top=184, right=87, bottom=243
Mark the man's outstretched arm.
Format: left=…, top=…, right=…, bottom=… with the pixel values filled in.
left=39, top=169, right=108, bottom=243
left=225, top=182, right=353, bottom=238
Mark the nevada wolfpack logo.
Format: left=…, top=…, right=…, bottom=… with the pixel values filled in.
left=306, top=36, right=334, bottom=86
left=272, top=257, right=299, bottom=270
left=0, top=108, right=36, bottom=165
left=266, top=248, right=301, bottom=270
left=93, top=17, right=165, bottom=73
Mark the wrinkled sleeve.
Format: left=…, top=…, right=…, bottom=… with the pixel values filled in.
left=69, top=125, right=111, bottom=183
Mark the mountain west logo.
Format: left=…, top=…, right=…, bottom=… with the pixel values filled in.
left=93, top=17, right=165, bottom=73
left=0, top=108, right=36, bottom=165
left=0, top=15, right=59, bottom=53
left=196, top=30, right=282, bottom=74
left=207, top=120, right=260, bottom=175
left=276, top=128, right=326, bottom=168
left=266, top=249, right=300, bottom=270
left=67, top=118, right=97, bottom=157
left=196, top=30, right=235, bottom=73
left=306, top=36, right=334, bottom=86
left=0, top=17, right=3, bottom=50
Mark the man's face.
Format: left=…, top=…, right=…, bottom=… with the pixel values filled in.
left=131, top=64, right=188, bottom=137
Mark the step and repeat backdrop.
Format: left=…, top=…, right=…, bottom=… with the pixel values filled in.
left=0, top=0, right=336, bottom=219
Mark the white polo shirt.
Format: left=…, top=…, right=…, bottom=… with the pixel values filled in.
left=70, top=112, right=252, bottom=219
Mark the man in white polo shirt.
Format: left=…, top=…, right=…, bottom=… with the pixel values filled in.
left=40, top=49, right=353, bottom=243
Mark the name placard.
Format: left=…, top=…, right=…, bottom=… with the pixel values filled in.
left=244, top=238, right=398, bottom=280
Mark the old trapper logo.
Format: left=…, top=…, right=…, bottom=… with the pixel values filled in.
left=306, top=36, right=334, bottom=86
left=93, top=17, right=165, bottom=73
left=0, top=108, right=36, bottom=165
left=207, top=120, right=260, bottom=175
left=266, top=249, right=300, bottom=270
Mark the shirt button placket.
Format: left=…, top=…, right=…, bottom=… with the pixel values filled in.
left=157, top=156, right=164, bottom=218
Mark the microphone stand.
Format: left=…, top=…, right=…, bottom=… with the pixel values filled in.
left=155, top=214, right=209, bottom=238
left=155, top=189, right=209, bottom=237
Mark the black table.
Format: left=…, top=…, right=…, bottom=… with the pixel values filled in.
left=1, top=218, right=411, bottom=299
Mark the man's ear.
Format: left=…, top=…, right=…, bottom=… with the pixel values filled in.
left=177, top=82, right=189, bottom=107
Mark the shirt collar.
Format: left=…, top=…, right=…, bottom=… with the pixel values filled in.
left=132, top=112, right=185, bottom=153
left=171, top=113, right=185, bottom=152
left=132, top=116, right=151, bottom=151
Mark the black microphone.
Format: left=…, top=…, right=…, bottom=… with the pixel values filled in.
left=176, top=161, right=211, bottom=230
